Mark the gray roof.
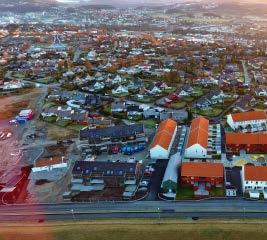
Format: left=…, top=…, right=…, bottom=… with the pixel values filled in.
left=162, top=153, right=181, bottom=184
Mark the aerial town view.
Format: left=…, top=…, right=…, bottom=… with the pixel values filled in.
left=0, top=0, right=267, bottom=239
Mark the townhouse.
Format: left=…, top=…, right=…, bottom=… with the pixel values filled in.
left=242, top=165, right=267, bottom=199
left=181, top=162, right=224, bottom=197
left=150, top=119, right=177, bottom=160
left=185, top=117, right=209, bottom=159
left=226, top=133, right=267, bottom=154
left=227, top=110, right=267, bottom=132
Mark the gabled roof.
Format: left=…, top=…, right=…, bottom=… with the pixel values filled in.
left=230, top=111, right=266, bottom=122
left=181, top=162, right=224, bottom=178
left=72, top=161, right=138, bottom=177
left=80, top=124, right=144, bottom=141
left=151, top=118, right=177, bottom=150
left=226, top=133, right=267, bottom=145
left=186, top=117, right=209, bottom=149
left=244, top=165, right=267, bottom=181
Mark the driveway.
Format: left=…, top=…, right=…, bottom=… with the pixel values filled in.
left=145, top=159, right=168, bottom=201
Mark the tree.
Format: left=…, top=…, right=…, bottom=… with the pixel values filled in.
left=84, top=60, right=93, bottom=73
left=163, top=71, right=180, bottom=86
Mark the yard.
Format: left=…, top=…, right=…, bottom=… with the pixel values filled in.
left=130, top=96, right=155, bottom=103
left=192, top=107, right=223, bottom=117
left=2, top=219, right=267, bottom=240
left=181, top=96, right=195, bottom=102
left=176, top=185, right=194, bottom=200
left=112, top=92, right=130, bottom=98
left=42, top=100, right=60, bottom=109
left=210, top=187, right=225, bottom=197
left=139, top=119, right=158, bottom=128
left=192, top=87, right=204, bottom=97
left=170, top=101, right=186, bottom=109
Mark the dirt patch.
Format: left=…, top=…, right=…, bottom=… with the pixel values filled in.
left=47, top=125, right=78, bottom=140
left=0, top=88, right=42, bottom=119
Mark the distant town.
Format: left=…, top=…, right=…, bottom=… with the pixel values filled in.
left=0, top=0, right=267, bottom=207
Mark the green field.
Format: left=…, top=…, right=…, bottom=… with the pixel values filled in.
left=2, top=219, right=267, bottom=240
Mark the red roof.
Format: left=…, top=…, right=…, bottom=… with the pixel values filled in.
left=231, top=111, right=266, bottom=122
left=244, top=165, right=267, bottom=181
left=151, top=119, right=177, bottom=150
left=187, top=117, right=209, bottom=149
left=181, top=162, right=224, bottom=178
left=226, top=133, right=267, bottom=145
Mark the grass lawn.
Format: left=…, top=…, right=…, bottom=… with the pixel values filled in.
left=43, top=100, right=59, bottom=109
left=130, top=96, right=155, bottom=103
left=192, top=87, right=204, bottom=97
left=101, top=104, right=112, bottom=115
left=112, top=93, right=130, bottom=98
left=254, top=103, right=266, bottom=110
left=2, top=219, right=267, bottom=240
left=192, top=107, right=223, bottom=117
left=139, top=119, right=158, bottom=128
left=182, top=96, right=195, bottom=102
left=170, top=101, right=186, bottom=109
left=176, top=185, right=195, bottom=200
left=13, top=72, right=26, bottom=78
left=210, top=187, right=225, bottom=197
left=162, top=87, right=176, bottom=94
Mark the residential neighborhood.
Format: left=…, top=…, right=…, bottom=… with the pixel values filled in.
left=1, top=0, right=267, bottom=232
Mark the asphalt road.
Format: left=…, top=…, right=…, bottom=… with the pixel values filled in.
left=241, top=60, right=251, bottom=85
left=1, top=199, right=267, bottom=221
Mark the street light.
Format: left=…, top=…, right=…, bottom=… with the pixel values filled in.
left=157, top=207, right=160, bottom=222
left=71, top=209, right=75, bottom=221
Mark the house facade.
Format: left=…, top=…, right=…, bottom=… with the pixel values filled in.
left=242, top=165, right=267, bottom=199
left=227, top=111, right=267, bottom=132
left=226, top=133, right=267, bottom=154
left=181, top=162, right=224, bottom=197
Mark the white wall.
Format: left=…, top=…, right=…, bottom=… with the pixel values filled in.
left=242, top=166, right=267, bottom=192
left=150, top=126, right=177, bottom=160
left=185, top=143, right=207, bottom=159
left=150, top=145, right=169, bottom=160
left=32, top=163, right=68, bottom=172
left=227, top=114, right=266, bottom=130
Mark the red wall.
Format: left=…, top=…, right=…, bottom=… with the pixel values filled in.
left=226, top=144, right=267, bottom=154
left=181, top=176, right=224, bottom=187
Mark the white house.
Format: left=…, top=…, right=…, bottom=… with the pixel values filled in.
left=3, top=81, right=24, bottom=90
left=150, top=119, right=177, bottom=160
left=112, top=85, right=128, bottom=94
left=255, top=87, right=267, bottom=97
left=93, top=82, right=105, bottom=90
left=242, top=165, right=267, bottom=199
left=227, top=111, right=267, bottom=131
left=185, top=117, right=209, bottom=159
left=87, top=50, right=97, bottom=61
left=112, top=75, right=125, bottom=84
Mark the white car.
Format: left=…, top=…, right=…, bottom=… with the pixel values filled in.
left=9, top=119, right=17, bottom=125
